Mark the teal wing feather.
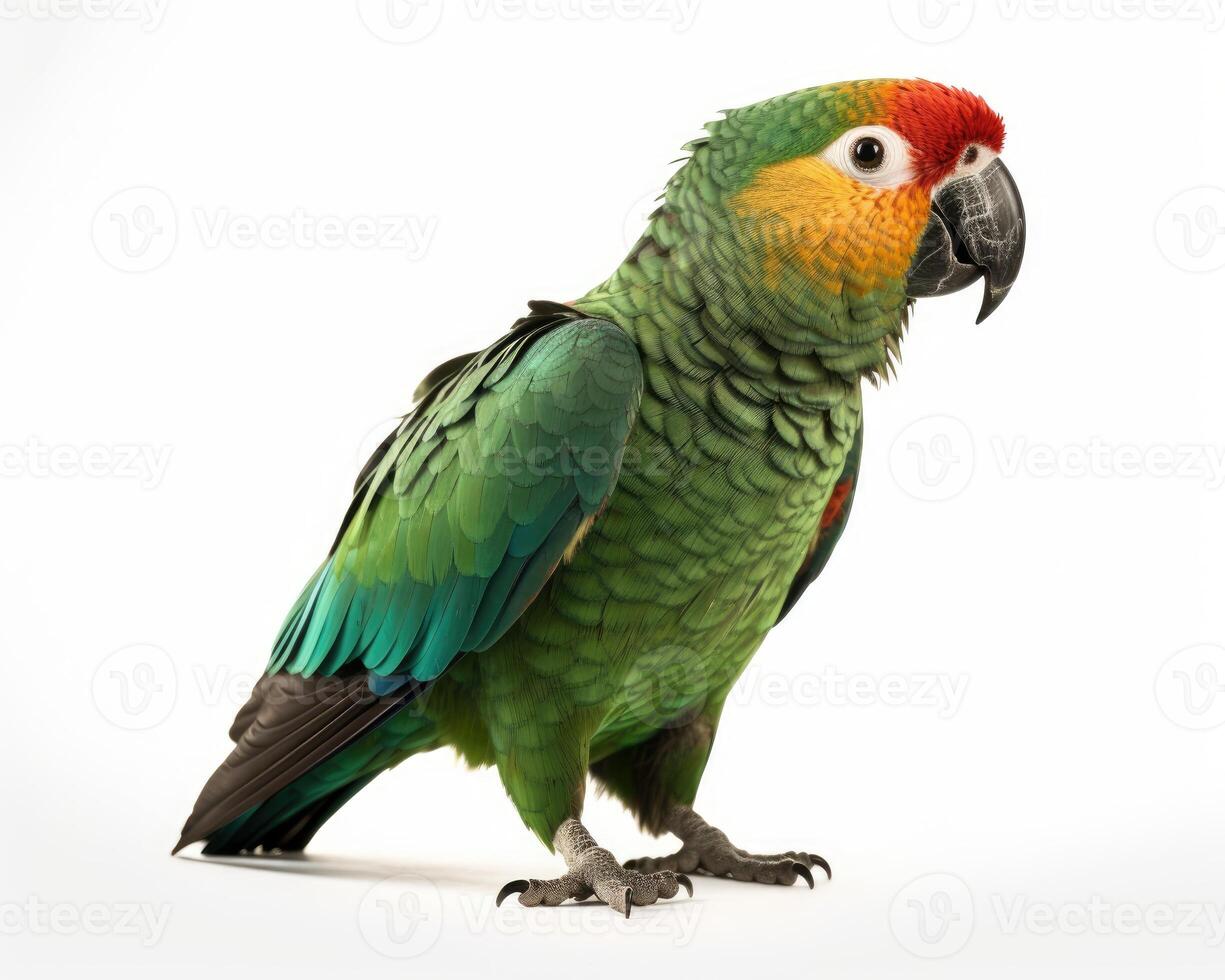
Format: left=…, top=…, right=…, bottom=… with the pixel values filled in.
left=267, top=303, right=643, bottom=685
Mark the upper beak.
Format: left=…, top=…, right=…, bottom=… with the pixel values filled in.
left=905, top=158, right=1026, bottom=324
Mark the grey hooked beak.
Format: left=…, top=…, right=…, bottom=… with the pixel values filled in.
left=905, top=158, right=1026, bottom=324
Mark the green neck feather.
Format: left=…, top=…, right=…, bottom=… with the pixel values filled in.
left=575, top=146, right=907, bottom=407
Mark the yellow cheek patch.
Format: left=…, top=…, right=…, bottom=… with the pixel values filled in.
left=729, top=156, right=930, bottom=297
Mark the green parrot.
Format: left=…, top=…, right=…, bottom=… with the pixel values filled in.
left=176, top=78, right=1025, bottom=915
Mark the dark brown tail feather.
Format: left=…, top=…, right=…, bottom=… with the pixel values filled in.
left=173, top=671, right=425, bottom=854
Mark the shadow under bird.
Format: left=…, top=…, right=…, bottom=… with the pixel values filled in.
left=176, top=78, right=1025, bottom=915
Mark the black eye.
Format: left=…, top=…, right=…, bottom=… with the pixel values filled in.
left=963, top=146, right=979, bottom=166
left=852, top=137, right=885, bottom=172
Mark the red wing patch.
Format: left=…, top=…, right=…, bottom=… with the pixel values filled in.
left=819, top=478, right=854, bottom=532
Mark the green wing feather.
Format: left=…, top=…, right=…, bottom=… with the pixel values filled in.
left=776, top=416, right=863, bottom=622
left=267, top=304, right=644, bottom=685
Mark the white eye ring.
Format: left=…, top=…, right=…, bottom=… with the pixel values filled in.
left=821, top=126, right=915, bottom=188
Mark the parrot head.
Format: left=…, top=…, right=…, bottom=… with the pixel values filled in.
left=646, top=79, right=1026, bottom=376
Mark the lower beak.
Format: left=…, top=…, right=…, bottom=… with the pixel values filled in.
left=905, top=158, right=1026, bottom=324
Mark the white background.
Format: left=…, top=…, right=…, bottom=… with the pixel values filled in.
left=2, top=1, right=1224, bottom=976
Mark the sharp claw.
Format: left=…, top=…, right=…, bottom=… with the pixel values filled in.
left=676, top=873, right=694, bottom=898
left=792, top=862, right=815, bottom=889
left=811, top=855, right=832, bottom=881
left=496, top=879, right=529, bottom=907
left=623, top=886, right=634, bottom=918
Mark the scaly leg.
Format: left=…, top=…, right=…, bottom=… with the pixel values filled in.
left=496, top=818, right=692, bottom=917
left=627, top=804, right=831, bottom=887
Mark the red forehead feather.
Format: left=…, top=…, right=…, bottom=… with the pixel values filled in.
left=886, top=80, right=1006, bottom=189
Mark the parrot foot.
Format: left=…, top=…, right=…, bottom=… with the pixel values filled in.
left=495, top=818, right=692, bottom=917
left=626, top=805, right=831, bottom=887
